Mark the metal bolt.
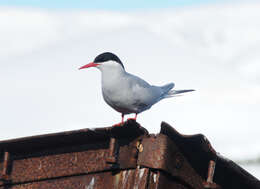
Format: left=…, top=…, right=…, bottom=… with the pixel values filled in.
left=203, top=160, right=220, bottom=189
left=0, top=151, right=10, bottom=181
left=136, top=141, right=143, bottom=152
left=106, top=138, right=117, bottom=164
left=207, top=160, right=216, bottom=183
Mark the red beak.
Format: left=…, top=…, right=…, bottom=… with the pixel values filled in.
left=79, top=62, right=99, bottom=70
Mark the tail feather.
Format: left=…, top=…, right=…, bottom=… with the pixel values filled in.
left=165, top=89, right=195, bottom=98
left=161, top=83, right=175, bottom=92
left=159, top=82, right=194, bottom=99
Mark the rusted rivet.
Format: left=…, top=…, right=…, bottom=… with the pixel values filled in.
left=0, top=151, right=10, bottom=181
left=109, top=138, right=116, bottom=156
left=203, top=160, right=219, bottom=188
left=106, top=137, right=117, bottom=164
left=207, top=160, right=216, bottom=183
left=136, top=141, right=143, bottom=152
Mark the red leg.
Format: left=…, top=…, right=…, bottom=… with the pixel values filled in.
left=121, top=113, right=124, bottom=124
left=113, top=113, right=124, bottom=127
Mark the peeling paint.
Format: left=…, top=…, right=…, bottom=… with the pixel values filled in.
left=85, top=177, right=95, bottom=189
left=153, top=174, right=157, bottom=183
left=121, top=170, right=128, bottom=188
left=139, top=168, right=145, bottom=179
left=114, top=172, right=120, bottom=188
left=38, top=161, right=42, bottom=170
left=133, top=168, right=147, bottom=189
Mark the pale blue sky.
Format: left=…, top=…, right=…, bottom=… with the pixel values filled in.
left=0, top=0, right=229, bottom=10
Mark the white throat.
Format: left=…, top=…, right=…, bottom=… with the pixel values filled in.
left=97, top=60, right=125, bottom=80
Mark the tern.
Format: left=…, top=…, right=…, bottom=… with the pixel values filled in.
left=79, top=52, right=194, bottom=125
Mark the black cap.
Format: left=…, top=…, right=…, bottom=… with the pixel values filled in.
left=94, top=52, right=125, bottom=69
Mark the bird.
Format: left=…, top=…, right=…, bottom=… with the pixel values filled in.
left=79, top=52, right=194, bottom=126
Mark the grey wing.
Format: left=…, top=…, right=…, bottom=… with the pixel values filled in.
left=125, top=73, right=163, bottom=109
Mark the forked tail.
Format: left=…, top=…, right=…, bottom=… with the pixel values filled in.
left=165, top=89, right=195, bottom=98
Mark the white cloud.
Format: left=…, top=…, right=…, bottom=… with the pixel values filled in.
left=1, top=3, right=260, bottom=174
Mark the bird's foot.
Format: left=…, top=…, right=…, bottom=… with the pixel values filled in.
left=127, top=118, right=136, bottom=121
left=127, top=113, right=137, bottom=122
left=112, top=113, right=125, bottom=127
left=112, top=114, right=137, bottom=126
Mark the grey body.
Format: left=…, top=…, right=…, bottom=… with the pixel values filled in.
left=98, top=60, right=188, bottom=115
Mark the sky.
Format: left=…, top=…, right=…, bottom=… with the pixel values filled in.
left=0, top=0, right=260, bottom=178
left=0, top=0, right=231, bottom=10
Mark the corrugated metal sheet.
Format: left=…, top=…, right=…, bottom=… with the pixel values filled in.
left=0, top=120, right=259, bottom=189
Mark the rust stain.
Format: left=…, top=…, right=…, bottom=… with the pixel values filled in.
left=133, top=167, right=149, bottom=189
left=8, top=149, right=111, bottom=184
left=138, top=135, right=205, bottom=189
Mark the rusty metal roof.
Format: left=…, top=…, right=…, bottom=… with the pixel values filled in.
left=160, top=122, right=260, bottom=189
left=0, top=120, right=259, bottom=189
left=0, top=120, right=147, bottom=154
